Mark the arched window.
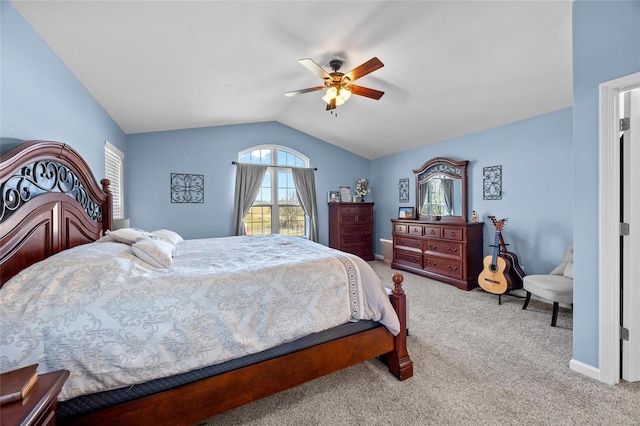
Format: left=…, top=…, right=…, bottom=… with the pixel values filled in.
left=238, top=145, right=309, bottom=236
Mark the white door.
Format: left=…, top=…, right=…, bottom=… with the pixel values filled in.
left=622, top=88, right=640, bottom=382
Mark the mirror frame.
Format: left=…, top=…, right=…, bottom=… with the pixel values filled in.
left=413, top=157, right=469, bottom=222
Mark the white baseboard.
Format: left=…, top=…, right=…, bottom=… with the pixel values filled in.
left=570, top=358, right=601, bottom=382
left=374, top=253, right=384, bottom=261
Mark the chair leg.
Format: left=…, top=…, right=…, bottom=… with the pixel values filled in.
left=522, top=291, right=531, bottom=310
left=551, top=302, right=559, bottom=327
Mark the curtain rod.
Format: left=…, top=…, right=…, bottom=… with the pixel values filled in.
left=231, top=161, right=317, bottom=171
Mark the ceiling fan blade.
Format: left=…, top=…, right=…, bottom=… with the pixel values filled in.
left=350, top=85, right=385, bottom=100
left=284, top=86, right=325, bottom=97
left=344, top=57, right=384, bottom=82
left=298, top=58, right=331, bottom=80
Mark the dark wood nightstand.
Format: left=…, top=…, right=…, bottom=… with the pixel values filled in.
left=0, top=370, right=69, bottom=426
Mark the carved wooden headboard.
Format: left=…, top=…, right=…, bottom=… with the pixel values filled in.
left=0, top=140, right=112, bottom=287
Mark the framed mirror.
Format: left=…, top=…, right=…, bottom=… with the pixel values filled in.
left=413, top=157, right=468, bottom=222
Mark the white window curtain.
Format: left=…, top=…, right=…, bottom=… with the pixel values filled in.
left=233, top=163, right=268, bottom=236
left=291, top=167, right=319, bottom=242
left=104, top=141, right=124, bottom=219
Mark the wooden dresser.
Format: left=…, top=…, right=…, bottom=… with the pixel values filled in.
left=391, top=220, right=484, bottom=290
left=328, top=202, right=374, bottom=260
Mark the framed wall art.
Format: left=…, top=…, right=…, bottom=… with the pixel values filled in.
left=483, top=165, right=502, bottom=200
left=328, top=191, right=340, bottom=202
left=171, top=173, right=204, bottom=203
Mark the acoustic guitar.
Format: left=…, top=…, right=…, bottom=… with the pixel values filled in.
left=478, top=219, right=512, bottom=294
left=488, top=216, right=526, bottom=290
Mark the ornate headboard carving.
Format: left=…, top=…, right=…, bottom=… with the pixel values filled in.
left=0, top=141, right=112, bottom=286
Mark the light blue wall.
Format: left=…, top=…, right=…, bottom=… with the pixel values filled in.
left=372, top=108, right=574, bottom=276
left=0, top=2, right=126, bottom=178
left=571, top=0, right=640, bottom=368
left=126, top=122, right=371, bottom=243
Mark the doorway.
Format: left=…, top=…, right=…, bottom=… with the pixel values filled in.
left=599, top=72, right=640, bottom=385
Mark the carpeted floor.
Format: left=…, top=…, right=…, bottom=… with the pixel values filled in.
left=204, top=261, right=640, bottom=425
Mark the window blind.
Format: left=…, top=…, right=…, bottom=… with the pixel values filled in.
left=105, top=141, right=124, bottom=219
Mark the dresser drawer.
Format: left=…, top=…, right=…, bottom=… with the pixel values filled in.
left=442, top=226, right=464, bottom=241
left=347, top=244, right=374, bottom=259
left=394, top=249, right=422, bottom=268
left=408, top=225, right=423, bottom=236
left=423, top=226, right=442, bottom=238
left=424, top=239, right=463, bottom=260
left=337, top=205, right=368, bottom=214
left=424, top=256, right=463, bottom=280
left=340, top=224, right=371, bottom=235
left=395, top=235, right=422, bottom=252
left=394, top=223, right=408, bottom=234
left=340, top=211, right=372, bottom=224
left=340, top=233, right=372, bottom=247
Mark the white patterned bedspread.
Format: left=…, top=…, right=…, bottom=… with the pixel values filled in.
left=0, top=234, right=399, bottom=401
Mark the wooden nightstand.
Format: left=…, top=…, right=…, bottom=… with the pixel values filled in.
left=0, top=370, right=69, bottom=426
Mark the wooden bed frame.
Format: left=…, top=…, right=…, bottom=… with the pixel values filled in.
left=0, top=140, right=413, bottom=425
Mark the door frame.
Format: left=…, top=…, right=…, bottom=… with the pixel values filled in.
left=598, top=72, right=640, bottom=385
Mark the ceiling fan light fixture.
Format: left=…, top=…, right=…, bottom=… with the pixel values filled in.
left=335, top=96, right=346, bottom=106
left=339, top=87, right=351, bottom=101
left=326, top=86, right=338, bottom=99
left=321, top=93, right=332, bottom=104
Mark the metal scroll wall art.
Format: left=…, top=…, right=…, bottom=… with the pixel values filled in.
left=399, top=178, right=409, bottom=203
left=1, top=160, right=102, bottom=222
left=483, top=165, right=502, bottom=200
left=171, top=173, right=204, bottom=203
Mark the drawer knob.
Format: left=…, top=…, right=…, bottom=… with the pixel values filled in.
left=429, top=245, right=437, bottom=250
left=447, top=265, right=459, bottom=271
left=447, top=247, right=458, bottom=253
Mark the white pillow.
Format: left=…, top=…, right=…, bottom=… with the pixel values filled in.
left=152, top=229, right=184, bottom=246
left=107, top=228, right=156, bottom=245
left=131, top=237, right=174, bottom=268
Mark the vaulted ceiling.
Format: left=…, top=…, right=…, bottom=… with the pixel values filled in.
left=11, top=0, right=573, bottom=159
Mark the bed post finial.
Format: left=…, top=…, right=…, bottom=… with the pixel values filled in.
left=392, top=272, right=404, bottom=296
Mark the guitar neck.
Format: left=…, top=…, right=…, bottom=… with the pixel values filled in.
left=491, top=231, right=501, bottom=264
left=497, top=232, right=508, bottom=253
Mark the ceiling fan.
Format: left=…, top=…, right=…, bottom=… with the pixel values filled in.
left=284, top=57, right=385, bottom=111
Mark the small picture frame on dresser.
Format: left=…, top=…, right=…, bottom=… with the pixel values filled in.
left=328, top=191, right=340, bottom=202
left=339, top=186, right=352, bottom=202
left=398, top=207, right=415, bottom=219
